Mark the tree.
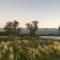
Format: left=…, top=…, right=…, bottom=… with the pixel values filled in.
left=4, top=20, right=20, bottom=36
left=16, top=28, right=21, bottom=36
left=26, top=21, right=38, bottom=35
left=58, top=26, right=60, bottom=35
left=58, top=26, right=60, bottom=30
left=32, top=21, right=38, bottom=35
left=13, top=20, right=19, bottom=36
left=4, top=21, right=13, bottom=36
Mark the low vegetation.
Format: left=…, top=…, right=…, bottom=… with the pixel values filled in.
left=0, top=37, right=60, bottom=60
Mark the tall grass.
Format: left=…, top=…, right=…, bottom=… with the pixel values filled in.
left=0, top=37, right=60, bottom=60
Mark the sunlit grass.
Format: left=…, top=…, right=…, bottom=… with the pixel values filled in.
left=0, top=37, right=60, bottom=60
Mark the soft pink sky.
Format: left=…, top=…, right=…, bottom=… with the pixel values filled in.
left=0, top=0, right=60, bottom=28
left=0, top=16, right=60, bottom=28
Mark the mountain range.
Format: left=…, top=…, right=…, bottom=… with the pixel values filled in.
left=0, top=28, right=59, bottom=35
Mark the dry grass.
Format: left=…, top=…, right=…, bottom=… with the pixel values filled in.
left=0, top=37, right=60, bottom=60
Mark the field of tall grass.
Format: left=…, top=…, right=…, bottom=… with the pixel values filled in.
left=0, top=37, right=60, bottom=60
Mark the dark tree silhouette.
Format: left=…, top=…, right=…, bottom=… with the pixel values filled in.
left=58, top=26, right=60, bottom=35
left=4, top=21, right=13, bottom=36
left=4, top=20, right=20, bottom=36
left=13, top=20, right=19, bottom=36
left=26, top=21, right=38, bottom=35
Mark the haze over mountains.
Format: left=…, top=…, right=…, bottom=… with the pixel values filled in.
left=0, top=28, right=59, bottom=35
left=20, top=28, right=59, bottom=35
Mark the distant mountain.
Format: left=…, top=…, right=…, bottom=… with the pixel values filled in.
left=36, top=28, right=59, bottom=35
left=20, top=28, right=59, bottom=35
left=0, top=28, right=59, bottom=35
left=0, top=28, right=5, bottom=32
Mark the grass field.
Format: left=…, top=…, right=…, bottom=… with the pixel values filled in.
left=0, top=36, right=60, bottom=60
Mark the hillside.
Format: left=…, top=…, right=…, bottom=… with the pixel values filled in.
left=0, top=28, right=59, bottom=35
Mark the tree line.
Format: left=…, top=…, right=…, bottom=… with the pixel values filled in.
left=0, top=20, right=60, bottom=36
left=3, top=20, right=38, bottom=36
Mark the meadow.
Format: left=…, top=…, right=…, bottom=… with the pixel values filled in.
left=0, top=36, right=60, bottom=60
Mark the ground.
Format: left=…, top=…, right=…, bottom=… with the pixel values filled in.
left=0, top=36, right=60, bottom=60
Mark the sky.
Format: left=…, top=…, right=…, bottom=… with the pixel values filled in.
left=0, top=0, right=60, bottom=28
